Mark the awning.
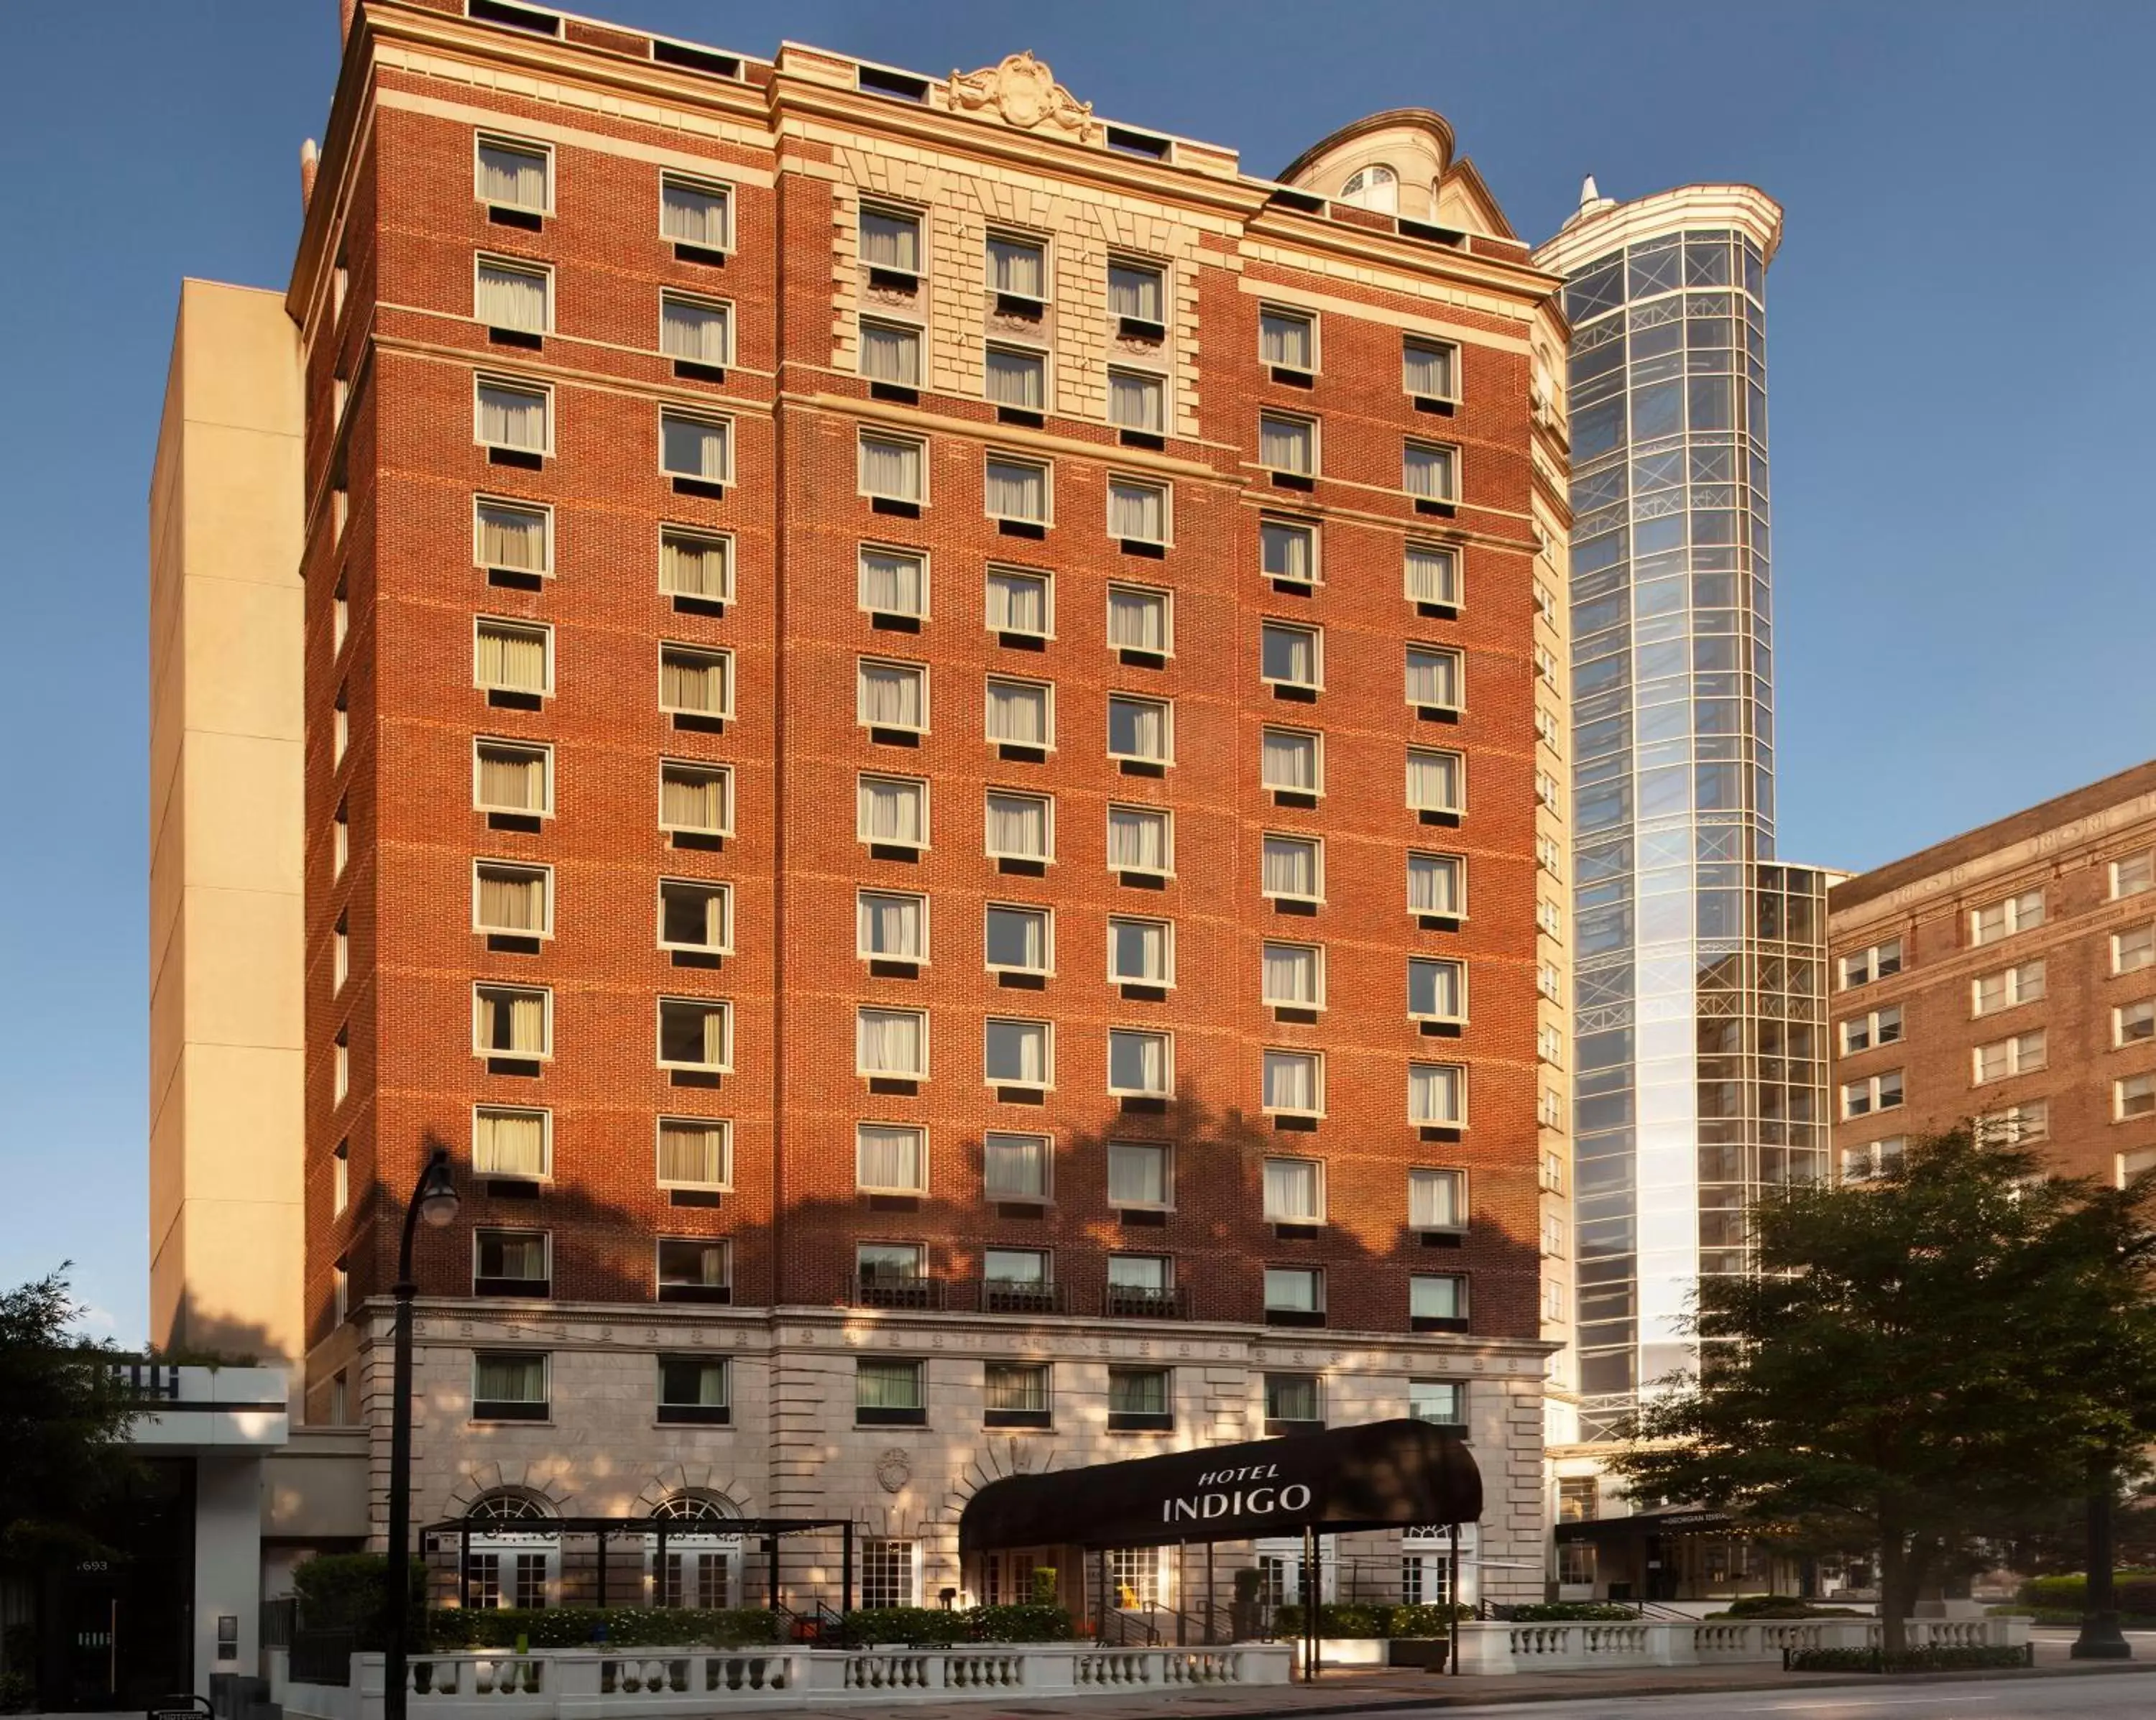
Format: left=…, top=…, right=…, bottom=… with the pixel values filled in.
left=1554, top=1505, right=1733, bottom=1543
left=959, top=1418, right=1480, bottom=1553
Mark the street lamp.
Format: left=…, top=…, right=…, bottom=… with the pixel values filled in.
left=2071, top=1466, right=2132, bottom=1660
left=384, top=1147, right=459, bottom=1720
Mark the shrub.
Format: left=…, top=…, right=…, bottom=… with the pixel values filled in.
left=968, top=1604, right=1075, bottom=1643
left=1504, top=1602, right=1642, bottom=1622
left=1710, top=1596, right=1866, bottom=1619
left=0, top=1671, right=32, bottom=1714
left=2018, top=1571, right=2156, bottom=1614
left=1028, top=1568, right=1059, bottom=1607
left=1271, top=1601, right=1470, bottom=1638
left=837, top=1604, right=1074, bottom=1645
left=1785, top=1644, right=2032, bottom=1673
left=422, top=1607, right=781, bottom=1650
left=294, top=1552, right=426, bottom=1642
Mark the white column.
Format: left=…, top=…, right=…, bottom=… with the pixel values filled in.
left=193, top=1453, right=266, bottom=1694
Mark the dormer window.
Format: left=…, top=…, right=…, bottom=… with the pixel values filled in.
left=1339, top=164, right=1398, bottom=213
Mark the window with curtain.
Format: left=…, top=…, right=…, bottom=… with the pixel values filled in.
left=1107, top=696, right=1169, bottom=762
left=1406, top=647, right=1461, bottom=711
left=1261, top=729, right=1319, bottom=792
left=857, top=775, right=926, bottom=846
left=1107, top=1143, right=1169, bottom=1206
left=476, top=1229, right=548, bottom=1284
left=988, top=234, right=1046, bottom=300
left=1264, top=1270, right=1321, bottom=1313
left=1410, top=1063, right=1465, bottom=1125
left=658, top=1356, right=730, bottom=1411
left=857, top=659, right=926, bottom=730
left=1108, top=806, right=1169, bottom=874
left=476, top=499, right=550, bottom=573
left=984, top=906, right=1049, bottom=973
left=473, top=1352, right=548, bottom=1410
left=983, top=1132, right=1049, bottom=1198
left=858, top=433, right=923, bottom=501
left=476, top=380, right=549, bottom=450
left=985, top=567, right=1048, bottom=636
left=1262, top=835, right=1319, bottom=900
left=985, top=1361, right=1049, bottom=1413
left=476, top=620, right=550, bottom=693
left=1106, top=586, right=1169, bottom=653
left=1262, top=942, right=1321, bottom=1007
left=1404, top=442, right=1457, bottom=501
left=659, top=528, right=731, bottom=600
left=860, top=207, right=921, bottom=274
left=1409, top=1168, right=1465, bottom=1231
left=1109, top=1366, right=1168, bottom=1415
left=1109, top=918, right=1169, bottom=984
left=985, top=792, right=1050, bottom=860
left=856, top=1359, right=923, bottom=1411
left=856, top=890, right=924, bottom=960
left=1411, top=1275, right=1465, bottom=1320
left=1264, top=1372, right=1320, bottom=1421
left=1107, top=369, right=1164, bottom=432
left=1409, top=958, right=1465, bottom=1021
left=1407, top=748, right=1462, bottom=811
left=985, top=679, right=1050, bottom=746
left=475, top=863, right=550, bottom=935
left=1405, top=543, right=1460, bottom=606
left=1403, top=337, right=1457, bottom=399
left=857, top=1124, right=926, bottom=1193
left=660, top=762, right=731, bottom=834
left=855, top=1244, right=922, bottom=1285
left=661, top=413, right=730, bottom=481
left=661, top=294, right=731, bottom=364
left=857, top=1007, right=926, bottom=1077
left=476, top=137, right=549, bottom=210
left=1108, top=478, right=1167, bottom=543
left=475, top=1106, right=549, bottom=1178
left=1263, top=1050, right=1321, bottom=1115
left=658, top=999, right=729, bottom=1071
left=985, top=457, right=1048, bottom=522
left=1260, top=308, right=1314, bottom=371
left=660, top=173, right=731, bottom=247
left=860, top=547, right=926, bottom=617
left=476, top=742, right=550, bottom=815
left=1409, top=852, right=1463, bottom=915
left=1108, top=1030, right=1169, bottom=1095
left=859, top=319, right=921, bottom=385
left=984, top=1017, right=1049, bottom=1086
left=474, top=985, right=549, bottom=1056
left=985, top=346, right=1046, bottom=410
left=660, top=647, right=731, bottom=716
left=1261, top=519, right=1315, bottom=583
left=659, top=880, right=728, bottom=951
left=1259, top=414, right=1313, bottom=475
left=475, top=259, right=550, bottom=332
left=1261, top=621, right=1319, bottom=688
left=1107, top=262, right=1164, bottom=323
left=658, top=1120, right=729, bottom=1188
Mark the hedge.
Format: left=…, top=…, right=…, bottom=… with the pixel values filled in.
left=1503, top=1602, right=1643, bottom=1622
left=422, top=1608, right=783, bottom=1650
left=839, top=1604, right=1074, bottom=1645
left=2018, top=1571, right=2156, bottom=1614
left=293, top=1553, right=426, bottom=1642
left=1785, top=1645, right=2032, bottom=1673
left=1709, top=1597, right=1866, bottom=1619
left=1271, top=1602, right=1471, bottom=1638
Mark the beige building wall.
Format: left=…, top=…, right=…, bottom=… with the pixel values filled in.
left=148, top=279, right=308, bottom=1367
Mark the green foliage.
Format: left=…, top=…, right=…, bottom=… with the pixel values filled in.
left=1710, top=1596, right=1865, bottom=1619
left=0, top=1267, right=142, bottom=1566
left=293, top=1553, right=426, bottom=1642
left=840, top=1604, right=1074, bottom=1645
left=1026, top=1567, right=1058, bottom=1606
left=0, top=1670, right=32, bottom=1713
left=967, top=1604, right=1074, bottom=1642
left=1271, top=1601, right=1471, bottom=1637
left=1785, top=1645, right=2031, bottom=1673
left=1504, top=1602, right=1643, bottom=1621
left=2017, top=1571, right=2156, bottom=1614
left=423, top=1607, right=782, bottom=1650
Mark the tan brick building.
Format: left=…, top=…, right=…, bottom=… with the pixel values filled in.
left=151, top=0, right=1572, bottom=1615
left=1828, top=760, right=2156, bottom=1189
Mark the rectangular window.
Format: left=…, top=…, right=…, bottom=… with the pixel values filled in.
left=660, top=644, right=732, bottom=718
left=475, top=618, right=551, bottom=695
left=1842, top=1071, right=1906, bottom=1118
left=857, top=1242, right=923, bottom=1285
left=860, top=545, right=928, bottom=619
left=1405, top=542, right=1460, bottom=606
left=1260, top=305, right=1315, bottom=371
left=657, top=1119, right=730, bottom=1190
left=1262, top=1049, right=1323, bottom=1116
left=474, top=861, right=550, bottom=936
left=1839, top=939, right=1904, bottom=989
left=983, top=904, right=1050, bottom=976
left=2114, top=854, right=2155, bottom=900
left=985, top=455, right=1049, bottom=524
left=1973, top=958, right=2045, bottom=1016
left=1971, top=887, right=2045, bottom=945
left=983, top=1132, right=1051, bottom=1200
left=1261, top=727, right=1322, bottom=795
left=860, top=1540, right=918, bottom=1609
left=474, top=984, right=550, bottom=1057
left=1107, top=805, right=1172, bottom=876
left=859, top=431, right=925, bottom=503
left=1107, top=695, right=1171, bottom=764
left=985, top=565, right=1050, bottom=637
left=1407, top=748, right=1464, bottom=814
left=660, top=527, right=732, bottom=601
left=660, top=411, right=731, bottom=483
left=1838, top=1005, right=1903, bottom=1054
left=857, top=657, right=927, bottom=732
left=474, top=1228, right=548, bottom=1295
left=857, top=889, right=926, bottom=962
left=1409, top=1167, right=1465, bottom=1232
left=1261, top=941, right=1323, bottom=1007
left=660, top=761, right=732, bottom=836
left=985, top=1361, right=1050, bottom=1428
left=1978, top=1101, right=2051, bottom=1147
left=1107, top=1365, right=1170, bottom=1428
left=1264, top=1270, right=1322, bottom=1316
left=2115, top=925, right=2156, bottom=974
left=1974, top=1030, right=2046, bottom=1083
left=1261, top=621, right=1322, bottom=690
left=1406, top=646, right=1462, bottom=713
left=1263, top=833, right=1322, bottom=902
left=1108, top=1028, right=1171, bottom=1097
left=859, top=205, right=921, bottom=275
left=1107, top=261, right=1164, bottom=325
left=660, top=292, right=732, bottom=365
left=1261, top=518, right=1317, bottom=585
left=985, top=677, right=1053, bottom=748
left=1409, top=852, right=1465, bottom=916
left=987, top=233, right=1047, bottom=302
left=1109, top=917, right=1172, bottom=985
left=986, top=343, right=1047, bottom=411
left=1264, top=1372, right=1322, bottom=1430
left=1403, top=336, right=1457, bottom=400
left=1107, top=368, right=1165, bottom=433
left=857, top=1123, right=927, bottom=1193
left=2120, top=1073, right=2156, bottom=1121
left=985, top=1017, right=1051, bottom=1088
left=1404, top=442, right=1457, bottom=501
left=657, top=1355, right=730, bottom=1423
left=471, top=1351, right=548, bottom=1420
left=474, top=497, right=550, bottom=575
left=2117, top=999, right=2156, bottom=1048
left=985, top=791, right=1051, bottom=861
left=474, top=256, right=550, bottom=332
left=1107, top=1142, right=1170, bottom=1208
left=1106, top=583, right=1171, bottom=656
left=857, top=774, right=928, bottom=847
left=1410, top=1379, right=1465, bottom=1426
left=1258, top=413, right=1314, bottom=476
left=658, top=879, right=729, bottom=954
left=475, top=377, right=550, bottom=452
left=859, top=317, right=922, bottom=389
left=856, top=1358, right=925, bottom=1422
left=1411, top=1275, right=1465, bottom=1321
left=476, top=134, right=550, bottom=211
left=660, top=172, right=732, bottom=249
left=857, top=1007, right=928, bottom=1079
left=658, top=998, right=730, bottom=1072
left=1409, top=958, right=1465, bottom=1023
left=332, top=1142, right=349, bottom=1214
left=1409, top=1063, right=1465, bottom=1126
left=475, top=1106, right=550, bottom=1179
left=1109, top=477, right=1168, bottom=544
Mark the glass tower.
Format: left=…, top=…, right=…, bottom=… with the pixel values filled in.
left=1534, top=184, right=1829, bottom=1441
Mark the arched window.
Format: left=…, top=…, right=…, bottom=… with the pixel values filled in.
left=650, top=1492, right=743, bottom=1608
left=1340, top=165, right=1399, bottom=214
left=464, top=1491, right=556, bottom=1609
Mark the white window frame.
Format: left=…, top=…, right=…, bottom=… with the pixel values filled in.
left=474, top=616, right=554, bottom=696
left=857, top=656, right=929, bottom=735
left=1260, top=620, right=1324, bottom=693
left=472, top=1106, right=553, bottom=1182
left=474, top=374, right=553, bottom=455
left=1261, top=940, right=1325, bottom=1009
left=657, top=878, right=733, bottom=956
left=1107, top=256, right=1166, bottom=325
left=473, top=859, right=553, bottom=938
left=1971, top=888, right=2045, bottom=945
left=658, top=170, right=734, bottom=252
left=984, top=1015, right=1053, bottom=1091
left=1105, top=581, right=1173, bottom=658
left=1841, top=1071, right=1906, bottom=1119
left=985, top=341, right=1049, bottom=412
left=1263, top=1270, right=1325, bottom=1317
left=660, top=643, right=735, bottom=720
left=659, top=760, right=734, bottom=837
left=1404, top=541, right=1461, bottom=608
left=1105, top=1144, right=1172, bottom=1211
left=858, top=542, right=929, bottom=621
left=474, top=132, right=553, bottom=215
left=1405, top=644, right=1464, bottom=715
left=659, top=525, right=734, bottom=603
left=1261, top=833, right=1324, bottom=905
left=2119, top=1074, right=2156, bottom=1122
left=474, top=738, right=553, bottom=816
left=1261, top=517, right=1320, bottom=587
left=1258, top=303, right=1318, bottom=374
left=1838, top=1005, right=1903, bottom=1055
left=985, top=563, right=1051, bottom=639
left=1106, top=365, right=1166, bottom=433
left=1107, top=1028, right=1174, bottom=1098
left=983, top=902, right=1052, bottom=978
left=474, top=254, right=554, bottom=333
left=1973, top=1030, right=2046, bottom=1084
left=1107, top=476, right=1171, bottom=546
left=1408, top=1166, right=1467, bottom=1234
left=1406, top=746, right=1465, bottom=815
left=1404, top=440, right=1460, bottom=504
left=1107, top=695, right=1174, bottom=766
left=1409, top=1062, right=1468, bottom=1127
left=858, top=316, right=924, bottom=387
left=1408, top=956, right=1468, bottom=1025
left=2114, top=925, right=2156, bottom=975
left=659, top=408, right=734, bottom=484
left=856, top=1006, right=930, bottom=1081
left=855, top=1122, right=929, bottom=1196
left=1838, top=939, right=1904, bottom=989
left=857, top=430, right=927, bottom=504
left=858, top=202, right=924, bottom=282
left=985, top=452, right=1053, bottom=526
left=1402, top=334, right=1460, bottom=403
left=982, top=1131, right=1053, bottom=1201
left=657, top=996, right=733, bottom=1073
left=856, top=889, right=929, bottom=964
left=986, top=230, right=1049, bottom=308
left=2113, top=853, right=2156, bottom=900
left=984, top=675, right=1056, bottom=751
left=472, top=496, right=553, bottom=577
left=1408, top=851, right=1467, bottom=918
left=660, top=289, right=735, bottom=366
left=1260, top=726, right=1323, bottom=797
left=1107, top=916, right=1175, bottom=988
left=2115, top=998, right=2156, bottom=1049
left=855, top=772, right=929, bottom=850
left=1107, top=804, right=1174, bottom=879
left=1261, top=1049, right=1325, bottom=1119
left=984, top=790, right=1054, bottom=863
left=1262, top=1155, right=1326, bottom=1224
left=472, top=983, right=552, bottom=1060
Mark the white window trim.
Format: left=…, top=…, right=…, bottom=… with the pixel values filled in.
left=1406, top=746, right=1465, bottom=815
left=858, top=430, right=929, bottom=504
left=473, top=859, right=554, bottom=938
left=1107, top=1028, right=1174, bottom=1098
left=2114, top=926, right=2156, bottom=974
left=1107, top=804, right=1174, bottom=879
left=659, top=759, right=734, bottom=837
left=1260, top=621, right=1325, bottom=693
left=658, top=524, right=735, bottom=603
left=1105, top=581, right=1173, bottom=658
left=856, top=1006, right=930, bottom=1080
left=1261, top=1050, right=1326, bottom=1119
left=982, top=1131, right=1055, bottom=1202
left=857, top=773, right=929, bottom=850
left=1260, top=940, right=1325, bottom=1009
left=984, top=1016, right=1053, bottom=1090
left=984, top=341, right=1051, bottom=409
left=658, top=170, right=736, bottom=252
left=659, top=643, right=736, bottom=719
left=472, top=496, right=554, bottom=576
left=1839, top=940, right=1904, bottom=989
left=2111, top=855, right=2155, bottom=900
left=985, top=228, right=1051, bottom=307
left=1406, top=644, right=1465, bottom=715
left=857, top=656, right=930, bottom=734
left=1264, top=1270, right=1327, bottom=1316
left=1409, top=1063, right=1469, bottom=1128
left=1404, top=439, right=1460, bottom=503
left=1838, top=1007, right=1902, bottom=1055
left=472, top=1226, right=552, bottom=1287
left=1107, top=695, right=1176, bottom=766
left=983, top=902, right=1052, bottom=978
left=1261, top=726, right=1324, bottom=797
left=858, top=200, right=926, bottom=282
left=1403, top=540, right=1460, bottom=608
left=1841, top=1072, right=1906, bottom=1119
left=660, top=289, right=736, bottom=366
left=2115, top=999, right=2156, bottom=1049
left=2118, top=1075, right=2156, bottom=1123
left=474, top=1105, right=553, bottom=1183
left=1261, top=1155, right=1326, bottom=1222
left=1107, top=917, right=1176, bottom=988
left=1261, top=833, right=1324, bottom=904
left=1258, top=303, right=1319, bottom=375
left=1409, top=851, right=1469, bottom=920
left=985, top=563, right=1051, bottom=639
left=1258, top=411, right=1318, bottom=478
left=474, top=374, right=553, bottom=454
left=855, top=1122, right=929, bottom=1196
left=1972, top=1030, right=2046, bottom=1085
left=473, top=253, right=554, bottom=331
left=856, top=889, right=929, bottom=965
left=1407, top=957, right=1468, bottom=1025
left=659, top=407, right=735, bottom=484
left=859, top=542, right=930, bottom=621
left=985, top=452, right=1054, bottom=526
left=472, top=984, right=553, bottom=1060
left=1402, top=333, right=1461, bottom=404
left=984, top=676, right=1056, bottom=751
left=656, top=997, right=734, bottom=1073
left=1105, top=1144, right=1174, bottom=1212
left=473, top=738, right=553, bottom=817
left=657, top=877, right=734, bottom=956
left=474, top=132, right=554, bottom=215
left=1105, top=364, right=1168, bottom=433
left=1261, top=517, right=1322, bottom=588
left=474, top=616, right=555, bottom=696
left=470, top=1351, right=550, bottom=1419
left=1107, top=476, right=1172, bottom=546
left=984, top=790, right=1054, bottom=863
left=1409, top=1166, right=1469, bottom=1234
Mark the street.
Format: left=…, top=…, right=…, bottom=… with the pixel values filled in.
left=1399, top=1669, right=2156, bottom=1720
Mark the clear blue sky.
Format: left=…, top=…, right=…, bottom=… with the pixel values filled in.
left=1, top=1, right=2150, bottom=1343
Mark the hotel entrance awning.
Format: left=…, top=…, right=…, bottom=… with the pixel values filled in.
left=959, top=1418, right=1480, bottom=1553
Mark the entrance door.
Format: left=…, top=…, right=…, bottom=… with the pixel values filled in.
left=55, top=1459, right=193, bottom=1709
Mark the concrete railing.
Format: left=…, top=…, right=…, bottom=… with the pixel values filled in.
left=270, top=1642, right=1291, bottom=1717
left=1455, top=1614, right=2030, bottom=1675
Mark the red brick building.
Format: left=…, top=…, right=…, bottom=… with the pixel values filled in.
left=157, top=0, right=1572, bottom=1614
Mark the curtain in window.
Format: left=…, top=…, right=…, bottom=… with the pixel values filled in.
left=1107, top=589, right=1164, bottom=651
left=659, top=1122, right=725, bottom=1186
left=858, top=662, right=923, bottom=729
left=857, top=1126, right=924, bottom=1191
left=476, top=626, right=545, bottom=693
left=1259, top=417, right=1310, bottom=473
left=1410, top=960, right=1462, bottom=1019
left=475, top=1110, right=546, bottom=1177
left=663, top=1242, right=728, bottom=1287
left=476, top=266, right=547, bottom=332
left=859, top=778, right=923, bottom=845
left=663, top=652, right=727, bottom=714
left=989, top=238, right=1044, bottom=298
left=857, top=1009, right=923, bottom=1076
left=1407, top=749, right=1460, bottom=810
left=1108, top=371, right=1164, bottom=431
left=1261, top=313, right=1312, bottom=369
left=985, top=682, right=1046, bottom=745
left=1409, top=854, right=1460, bottom=913
left=985, top=1364, right=1047, bottom=1412
left=1108, top=481, right=1164, bottom=542
left=1263, top=944, right=1317, bottom=1004
left=1266, top=1372, right=1319, bottom=1415
left=1406, top=546, right=1459, bottom=604
left=1112, top=920, right=1165, bottom=981
left=1107, top=808, right=1165, bottom=872
left=661, top=181, right=729, bottom=246
left=1109, top=1369, right=1166, bottom=1414
left=985, top=461, right=1045, bottom=522
left=857, top=1361, right=922, bottom=1409
left=1263, top=838, right=1314, bottom=897
left=1107, top=266, right=1161, bottom=321
left=1107, top=1144, right=1165, bottom=1204
left=985, top=1020, right=1046, bottom=1084
left=663, top=1006, right=726, bottom=1068
left=860, top=211, right=919, bottom=273
left=663, top=417, right=728, bottom=481
left=478, top=869, right=543, bottom=932
left=477, top=504, right=547, bottom=572
left=1110, top=1032, right=1165, bottom=1094
left=1109, top=699, right=1164, bottom=759
left=477, top=749, right=543, bottom=812
left=663, top=769, right=727, bottom=833
left=661, top=534, right=728, bottom=598
left=985, top=348, right=1044, bottom=408
left=985, top=572, right=1044, bottom=634
left=1406, top=649, right=1459, bottom=708
left=860, top=435, right=921, bottom=499
left=1261, top=522, right=1312, bottom=581
left=686, top=887, right=727, bottom=949
left=1263, top=1053, right=1317, bottom=1114
left=1262, top=731, right=1316, bottom=790
left=662, top=300, right=729, bottom=364
left=1404, top=445, right=1455, bottom=500
left=478, top=144, right=547, bottom=209
left=479, top=990, right=545, bottom=1055
left=1263, top=627, right=1316, bottom=686
left=859, top=323, right=919, bottom=385
left=982, top=1134, right=1046, bottom=1198
left=1404, top=341, right=1455, bottom=398
left=484, top=1234, right=546, bottom=1280
left=474, top=1354, right=545, bottom=1403
left=985, top=794, right=1046, bottom=858
left=1411, top=1276, right=1462, bottom=1319
left=985, top=910, right=1044, bottom=972
left=1409, top=1169, right=1462, bottom=1230
left=857, top=893, right=921, bottom=958
left=1410, top=1063, right=1462, bottom=1124
left=860, top=550, right=924, bottom=615
left=478, top=385, right=547, bottom=450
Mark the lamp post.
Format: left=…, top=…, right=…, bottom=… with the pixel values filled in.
left=384, top=1147, right=460, bottom=1720
left=2071, top=1464, right=2132, bottom=1660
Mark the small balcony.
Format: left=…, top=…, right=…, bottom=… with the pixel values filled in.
left=1102, top=1284, right=1189, bottom=1321
left=975, top=1277, right=1067, bottom=1316
left=848, top=1273, right=947, bottom=1311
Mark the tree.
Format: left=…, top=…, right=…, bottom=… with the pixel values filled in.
left=1611, top=1127, right=2156, bottom=1650
left=0, top=1267, right=142, bottom=1566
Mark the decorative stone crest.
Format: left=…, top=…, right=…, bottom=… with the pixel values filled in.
left=948, top=52, right=1098, bottom=143
left=875, top=1448, right=912, bottom=1494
